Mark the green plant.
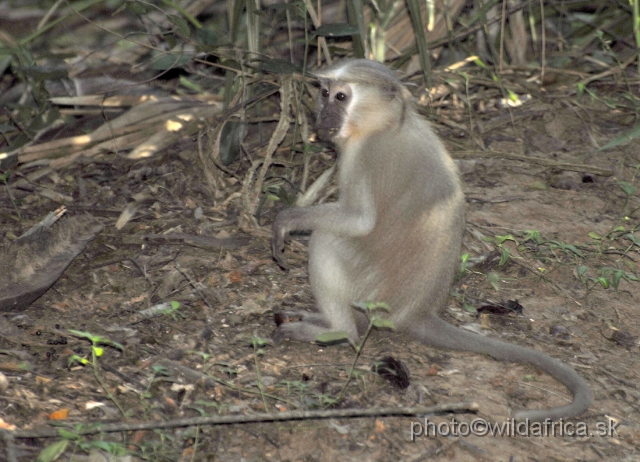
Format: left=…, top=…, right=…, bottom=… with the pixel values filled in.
left=451, top=289, right=477, bottom=314
left=490, top=233, right=517, bottom=266
left=247, top=335, right=271, bottom=411
left=482, top=226, right=640, bottom=293
left=68, top=330, right=126, bottom=418
left=36, top=426, right=130, bottom=462
left=459, top=252, right=470, bottom=277
left=310, top=301, right=392, bottom=405
left=617, top=181, right=635, bottom=211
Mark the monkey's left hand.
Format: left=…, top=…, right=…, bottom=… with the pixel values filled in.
left=271, top=210, right=292, bottom=270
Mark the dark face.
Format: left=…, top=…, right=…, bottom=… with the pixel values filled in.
left=316, top=82, right=351, bottom=142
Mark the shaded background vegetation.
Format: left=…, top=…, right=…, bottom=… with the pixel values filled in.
left=1, top=0, right=640, bottom=461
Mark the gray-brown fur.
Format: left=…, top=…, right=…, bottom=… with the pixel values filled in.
left=271, top=59, right=590, bottom=421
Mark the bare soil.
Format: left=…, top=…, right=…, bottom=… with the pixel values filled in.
left=1, top=82, right=640, bottom=461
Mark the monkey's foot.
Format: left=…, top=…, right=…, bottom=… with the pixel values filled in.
left=272, top=310, right=338, bottom=343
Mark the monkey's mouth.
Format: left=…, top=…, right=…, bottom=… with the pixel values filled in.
left=316, top=127, right=338, bottom=142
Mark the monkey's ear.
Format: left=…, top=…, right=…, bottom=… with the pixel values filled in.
left=313, top=77, right=328, bottom=87
left=381, top=84, right=399, bottom=100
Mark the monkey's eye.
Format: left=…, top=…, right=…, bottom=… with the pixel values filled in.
left=336, top=92, right=347, bottom=102
left=321, top=88, right=330, bottom=98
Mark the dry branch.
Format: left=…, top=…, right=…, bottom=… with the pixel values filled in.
left=454, top=150, right=614, bottom=177
left=6, top=402, right=479, bottom=439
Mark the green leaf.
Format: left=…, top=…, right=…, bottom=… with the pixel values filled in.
left=352, top=301, right=390, bottom=314
left=523, top=230, right=541, bottom=243
left=250, top=336, right=270, bottom=349
left=126, top=1, right=147, bottom=14
left=347, top=0, right=366, bottom=58
left=463, top=302, right=477, bottom=314
left=597, top=124, right=640, bottom=151
left=611, top=270, right=624, bottom=290
left=76, top=356, right=89, bottom=365
left=563, top=244, right=585, bottom=257
left=90, top=441, right=117, bottom=452
left=291, top=143, right=323, bottom=154
left=315, top=331, right=351, bottom=344
left=0, top=123, right=16, bottom=134
left=16, top=65, right=68, bottom=81
left=369, top=302, right=390, bottom=312
left=93, top=346, right=104, bottom=357
left=351, top=301, right=370, bottom=311
left=495, top=234, right=516, bottom=245
left=588, top=232, right=602, bottom=240
left=314, top=24, right=359, bottom=37
left=487, top=272, right=500, bottom=291
left=499, top=246, right=510, bottom=265
left=178, top=76, right=203, bottom=92
left=473, top=57, right=488, bottom=69
left=57, top=429, right=78, bottom=440
left=169, top=15, right=190, bottom=36
left=152, top=365, right=170, bottom=376
left=624, top=233, right=640, bottom=246
left=36, top=439, right=69, bottom=462
left=616, top=181, right=635, bottom=197
left=196, top=28, right=218, bottom=46
left=151, top=53, right=192, bottom=70
left=372, top=318, right=395, bottom=330
left=577, top=265, right=588, bottom=277
left=248, top=57, right=301, bottom=74
left=68, top=330, right=97, bottom=342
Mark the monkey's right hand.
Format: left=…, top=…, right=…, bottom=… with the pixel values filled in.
left=271, top=212, right=291, bottom=270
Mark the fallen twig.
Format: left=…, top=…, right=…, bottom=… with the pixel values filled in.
left=454, top=150, right=614, bottom=177
left=5, top=402, right=479, bottom=439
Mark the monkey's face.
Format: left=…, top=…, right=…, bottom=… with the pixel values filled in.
left=316, top=81, right=351, bottom=142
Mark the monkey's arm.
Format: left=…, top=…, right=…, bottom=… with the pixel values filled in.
left=271, top=188, right=376, bottom=269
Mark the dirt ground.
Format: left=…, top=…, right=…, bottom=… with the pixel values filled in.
left=1, top=78, right=640, bottom=461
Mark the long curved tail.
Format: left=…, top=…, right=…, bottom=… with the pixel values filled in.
left=409, top=314, right=591, bottom=422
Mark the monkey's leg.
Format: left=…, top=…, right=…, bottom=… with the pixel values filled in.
left=272, top=310, right=331, bottom=344
left=273, top=233, right=364, bottom=343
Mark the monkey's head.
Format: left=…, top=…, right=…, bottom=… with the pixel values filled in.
left=311, top=60, right=410, bottom=146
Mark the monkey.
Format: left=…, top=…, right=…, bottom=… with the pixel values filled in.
left=271, top=59, right=591, bottom=422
